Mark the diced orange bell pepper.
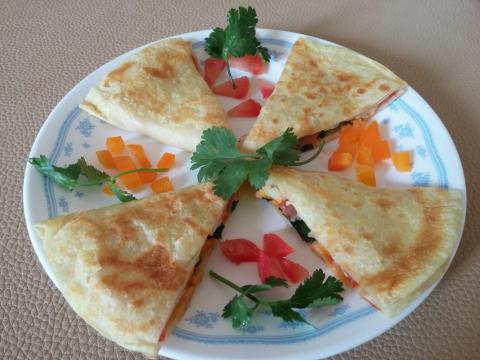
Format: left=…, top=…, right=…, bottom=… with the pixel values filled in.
left=127, top=144, right=157, bottom=184
left=360, top=120, right=381, bottom=147
left=356, top=164, right=376, bottom=186
left=339, top=120, right=365, bottom=144
left=328, top=151, right=353, bottom=171
left=127, top=144, right=152, bottom=167
left=102, top=185, right=113, bottom=196
left=106, top=136, right=126, bottom=154
left=336, top=142, right=357, bottom=157
left=371, top=140, right=391, bottom=162
left=96, top=150, right=115, bottom=169
left=113, top=155, right=142, bottom=190
left=357, top=145, right=375, bottom=166
left=156, top=152, right=176, bottom=170
left=151, top=176, right=174, bottom=194
left=391, top=151, right=412, bottom=172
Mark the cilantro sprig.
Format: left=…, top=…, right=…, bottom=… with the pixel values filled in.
left=191, top=127, right=324, bottom=200
left=205, top=6, right=270, bottom=86
left=210, top=269, right=344, bottom=329
left=29, top=155, right=167, bottom=202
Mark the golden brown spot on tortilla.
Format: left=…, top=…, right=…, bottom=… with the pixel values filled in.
left=304, top=92, right=316, bottom=100
left=308, top=59, right=318, bottom=68
left=336, top=72, right=358, bottom=83
left=351, top=201, right=362, bottom=208
left=376, top=198, right=395, bottom=209
left=272, top=117, right=279, bottom=125
left=357, top=88, right=366, bottom=94
left=126, top=87, right=166, bottom=114
left=361, top=232, right=373, bottom=240
left=363, top=191, right=442, bottom=293
left=104, top=62, right=135, bottom=87
left=382, top=237, right=400, bottom=256
left=132, top=299, right=145, bottom=308
left=100, top=245, right=187, bottom=293
left=379, top=84, right=391, bottom=92
left=144, top=64, right=175, bottom=79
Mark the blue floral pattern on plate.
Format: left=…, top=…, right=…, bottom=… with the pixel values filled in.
left=185, top=311, right=220, bottom=329
left=75, top=118, right=95, bottom=137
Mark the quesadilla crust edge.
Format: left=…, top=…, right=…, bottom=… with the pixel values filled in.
left=35, top=183, right=225, bottom=356
left=257, top=167, right=463, bottom=316
left=243, top=38, right=407, bottom=151
left=80, top=38, right=229, bottom=152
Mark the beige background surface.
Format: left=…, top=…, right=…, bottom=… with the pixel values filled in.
left=1, top=0, right=479, bottom=359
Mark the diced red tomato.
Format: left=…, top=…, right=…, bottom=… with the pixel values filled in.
left=227, top=99, right=261, bottom=117
left=212, top=76, right=250, bottom=99
left=229, top=55, right=265, bottom=75
left=204, top=58, right=226, bottom=87
left=263, top=233, right=294, bottom=258
left=279, top=258, right=309, bottom=284
left=257, top=250, right=288, bottom=283
left=257, top=79, right=274, bottom=99
left=219, top=239, right=260, bottom=264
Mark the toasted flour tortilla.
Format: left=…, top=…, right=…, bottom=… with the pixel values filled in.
left=257, top=167, right=463, bottom=316
left=243, top=38, right=407, bottom=151
left=80, top=38, right=229, bottom=152
left=35, top=183, right=225, bottom=357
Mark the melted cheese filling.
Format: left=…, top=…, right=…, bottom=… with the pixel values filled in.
left=159, top=239, right=218, bottom=342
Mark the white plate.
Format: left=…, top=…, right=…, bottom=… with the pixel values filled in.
left=23, top=29, right=466, bottom=360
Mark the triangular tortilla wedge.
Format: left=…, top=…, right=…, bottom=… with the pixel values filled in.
left=256, top=167, right=463, bottom=316
left=80, top=38, right=229, bottom=152
left=35, top=183, right=226, bottom=357
left=243, top=38, right=407, bottom=151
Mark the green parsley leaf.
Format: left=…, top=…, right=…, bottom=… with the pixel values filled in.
left=210, top=269, right=344, bottom=331
left=204, top=6, right=270, bottom=85
left=222, top=295, right=254, bottom=329
left=288, top=269, right=344, bottom=308
left=29, top=155, right=79, bottom=191
left=108, top=181, right=136, bottom=202
left=256, top=128, right=300, bottom=166
left=270, top=303, right=309, bottom=324
left=264, top=277, right=289, bottom=288
left=77, top=157, right=109, bottom=183
left=29, top=155, right=166, bottom=203
left=191, top=127, right=324, bottom=200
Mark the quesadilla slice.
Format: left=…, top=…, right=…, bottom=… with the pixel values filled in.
left=34, top=183, right=230, bottom=357
left=243, top=38, right=407, bottom=151
left=80, top=38, right=229, bottom=152
left=257, top=167, right=463, bottom=316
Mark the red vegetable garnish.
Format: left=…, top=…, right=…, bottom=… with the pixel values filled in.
left=229, top=54, right=265, bottom=75
left=219, top=239, right=260, bottom=264
left=279, top=258, right=309, bottom=284
left=263, top=233, right=294, bottom=258
left=227, top=99, right=261, bottom=117
left=204, top=58, right=226, bottom=87
left=257, top=250, right=287, bottom=283
left=257, top=79, right=274, bottom=99
left=212, top=76, right=250, bottom=99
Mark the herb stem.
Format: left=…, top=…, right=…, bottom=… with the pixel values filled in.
left=226, top=63, right=236, bottom=88
left=210, top=270, right=265, bottom=304
left=289, top=141, right=325, bottom=166
left=78, top=168, right=168, bottom=187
